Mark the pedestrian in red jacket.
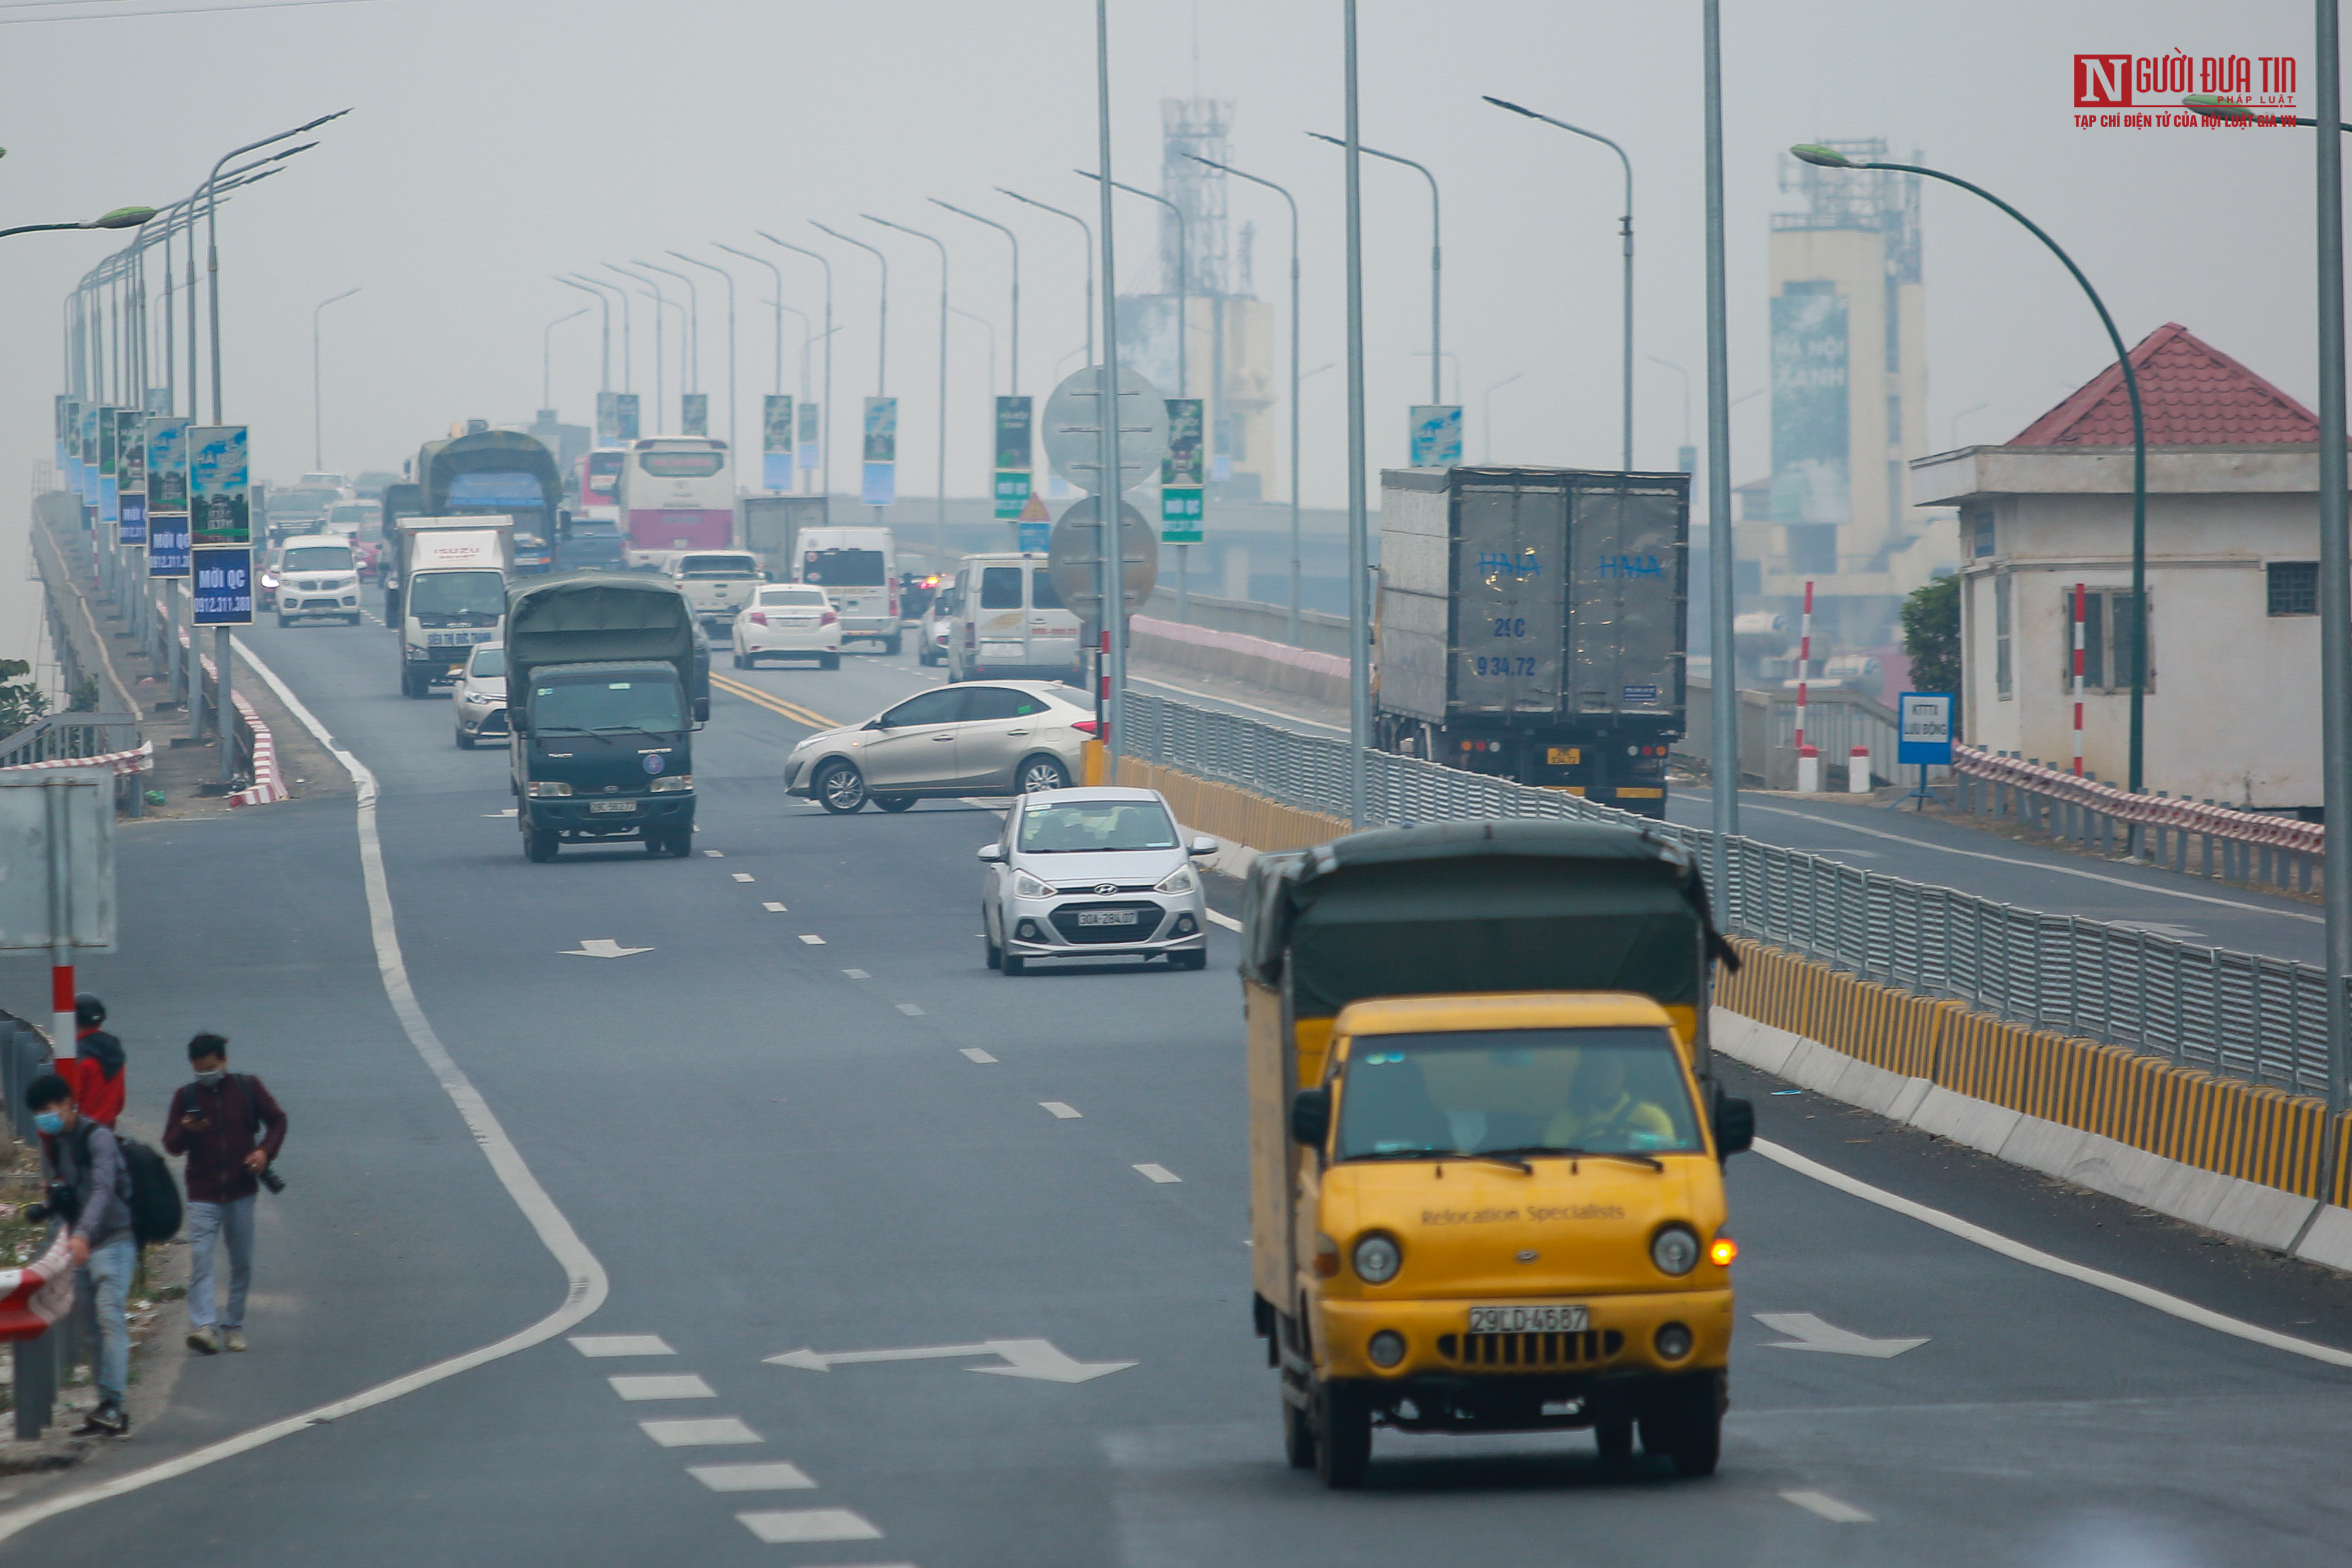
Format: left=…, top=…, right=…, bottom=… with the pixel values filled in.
left=57, top=994, right=126, bottom=1129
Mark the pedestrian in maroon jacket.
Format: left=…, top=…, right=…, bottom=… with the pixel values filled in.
left=161, top=1034, right=286, bottom=1355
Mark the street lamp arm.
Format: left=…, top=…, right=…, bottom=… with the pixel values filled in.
left=2183, top=94, right=2352, bottom=130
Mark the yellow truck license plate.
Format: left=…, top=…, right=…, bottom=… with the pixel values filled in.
left=1468, top=1304, right=1589, bottom=1333
left=1546, top=747, right=1581, bottom=765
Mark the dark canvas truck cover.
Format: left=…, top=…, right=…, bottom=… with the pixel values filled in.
left=1377, top=466, right=1689, bottom=735
left=1239, top=818, right=1727, bottom=1020
left=506, top=574, right=695, bottom=687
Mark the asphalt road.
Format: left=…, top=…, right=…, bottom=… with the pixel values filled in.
left=9, top=596, right=2352, bottom=1564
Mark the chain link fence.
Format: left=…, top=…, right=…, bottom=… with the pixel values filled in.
left=1122, top=689, right=2336, bottom=1099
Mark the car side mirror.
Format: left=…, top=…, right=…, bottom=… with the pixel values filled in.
left=865, top=716, right=889, bottom=731
left=1188, top=835, right=1219, bottom=857
left=1289, top=1088, right=1331, bottom=1149
left=1713, top=1095, right=1755, bottom=1159
left=977, top=844, right=1006, bottom=863
left=693, top=698, right=711, bottom=723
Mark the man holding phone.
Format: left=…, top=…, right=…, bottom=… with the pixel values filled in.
left=162, top=1033, right=286, bottom=1355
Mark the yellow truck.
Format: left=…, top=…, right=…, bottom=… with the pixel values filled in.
left=1244, top=819, right=1753, bottom=1488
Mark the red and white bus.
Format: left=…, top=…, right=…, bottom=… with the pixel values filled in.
left=577, top=449, right=624, bottom=521
left=619, top=437, right=733, bottom=565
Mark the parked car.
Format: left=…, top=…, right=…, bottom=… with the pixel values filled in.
left=732, top=584, right=840, bottom=669
left=451, top=642, right=508, bottom=748
left=978, top=786, right=1215, bottom=974
left=783, top=681, right=1090, bottom=813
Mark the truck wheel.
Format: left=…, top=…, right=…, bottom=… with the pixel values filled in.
left=884, top=633, right=904, bottom=655
left=1665, top=1382, right=1722, bottom=1478
left=400, top=670, right=422, bottom=699
left=1282, top=1394, right=1317, bottom=1470
left=524, top=829, right=558, bottom=863
left=1314, top=1383, right=1371, bottom=1489
left=814, top=761, right=868, bottom=814
left=668, top=827, right=695, bottom=857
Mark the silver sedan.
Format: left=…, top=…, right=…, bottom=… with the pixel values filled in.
left=979, top=787, right=1215, bottom=974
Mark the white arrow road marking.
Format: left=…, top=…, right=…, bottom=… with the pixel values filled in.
left=764, top=1338, right=1136, bottom=1383
left=1753, top=1312, right=1928, bottom=1358
left=1782, top=1490, right=1874, bottom=1523
left=563, top=939, right=653, bottom=959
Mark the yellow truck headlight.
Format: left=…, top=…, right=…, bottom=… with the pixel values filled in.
left=1650, top=1224, right=1699, bottom=1277
left=1351, top=1232, right=1402, bottom=1285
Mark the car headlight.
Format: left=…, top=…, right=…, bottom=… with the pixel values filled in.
left=1650, top=1224, right=1700, bottom=1277
left=1154, top=866, right=1195, bottom=894
left=464, top=691, right=495, bottom=704
left=1351, top=1233, right=1402, bottom=1285
left=1013, top=870, right=1052, bottom=899
left=648, top=774, right=692, bottom=793
left=525, top=781, right=573, bottom=797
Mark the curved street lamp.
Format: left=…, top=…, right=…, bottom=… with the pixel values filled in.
left=2, top=205, right=154, bottom=240
left=1792, top=142, right=2151, bottom=794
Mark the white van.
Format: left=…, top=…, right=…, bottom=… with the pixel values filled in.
left=795, top=526, right=899, bottom=653
left=944, top=551, right=1081, bottom=684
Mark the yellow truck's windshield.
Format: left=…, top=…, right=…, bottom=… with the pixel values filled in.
left=1336, top=1027, right=1704, bottom=1160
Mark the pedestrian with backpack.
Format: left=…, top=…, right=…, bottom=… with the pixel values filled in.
left=162, top=1034, right=285, bottom=1356
left=23, top=1072, right=140, bottom=1436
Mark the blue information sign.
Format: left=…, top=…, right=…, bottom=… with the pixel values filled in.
left=119, top=492, right=147, bottom=547
left=192, top=548, right=254, bottom=625
left=1896, top=692, right=1955, bottom=765
left=149, top=513, right=190, bottom=577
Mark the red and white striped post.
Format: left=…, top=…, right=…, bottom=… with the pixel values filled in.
left=1795, top=578, right=1819, bottom=792
left=2071, top=581, right=2087, bottom=777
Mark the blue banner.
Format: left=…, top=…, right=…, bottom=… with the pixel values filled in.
left=149, top=514, right=190, bottom=577
left=192, top=548, right=254, bottom=625
left=119, top=493, right=147, bottom=547
left=763, top=453, right=793, bottom=489
left=100, top=476, right=119, bottom=526
left=861, top=462, right=896, bottom=506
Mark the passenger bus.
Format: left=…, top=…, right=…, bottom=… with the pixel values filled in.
left=415, top=429, right=563, bottom=576
left=577, top=449, right=624, bottom=521
left=619, top=437, right=734, bottom=565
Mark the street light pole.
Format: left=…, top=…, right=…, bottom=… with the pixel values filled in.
left=312, top=286, right=359, bottom=470
left=1186, top=153, right=1301, bottom=645
left=1484, top=98, right=1635, bottom=472
left=759, top=232, right=835, bottom=501
left=543, top=305, right=587, bottom=412
left=812, top=222, right=889, bottom=521
left=712, top=242, right=785, bottom=397
left=931, top=200, right=1020, bottom=395
left=1342, top=0, right=1369, bottom=828
left=604, top=264, right=667, bottom=428
left=997, top=189, right=1094, bottom=368
left=202, top=111, right=347, bottom=422
left=1311, top=130, right=1440, bottom=412
left=553, top=276, right=611, bottom=391
left=1091, top=0, right=1128, bottom=774
left=864, top=215, right=951, bottom=570
left=638, top=256, right=702, bottom=403
left=1481, top=371, right=1525, bottom=463
left=572, top=274, right=631, bottom=392
left=1704, top=0, right=1737, bottom=889
left=1078, top=171, right=1186, bottom=399
left=673, top=252, right=739, bottom=461
left=1792, top=143, right=2150, bottom=791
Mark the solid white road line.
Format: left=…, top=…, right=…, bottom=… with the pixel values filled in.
left=1781, top=1490, right=1874, bottom=1523
left=1040, top=1101, right=1082, bottom=1119
left=961, top=1048, right=998, bottom=1064
left=0, top=642, right=618, bottom=1547
left=763, top=901, right=788, bottom=913
left=570, top=1335, right=675, bottom=1358
left=1755, top=1138, right=2352, bottom=1369
left=1205, top=908, right=1241, bottom=932
left=609, top=1375, right=716, bottom=1401
left=799, top=934, right=827, bottom=945
left=641, top=1418, right=763, bottom=1447
left=688, top=1462, right=817, bottom=1492
left=736, top=1508, right=884, bottom=1545
left=1133, top=1163, right=1182, bottom=1183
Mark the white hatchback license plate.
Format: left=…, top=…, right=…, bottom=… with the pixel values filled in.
left=1075, top=910, right=1140, bottom=927
left=1468, top=1304, right=1589, bottom=1334
left=588, top=800, right=638, bottom=814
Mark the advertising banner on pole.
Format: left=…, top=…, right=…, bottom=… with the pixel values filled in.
left=1409, top=404, right=1463, bottom=467
left=98, top=406, right=120, bottom=526
left=763, top=395, right=794, bottom=490
left=615, top=393, right=641, bottom=442
left=191, top=548, right=254, bottom=624
left=54, top=395, right=70, bottom=475
left=146, top=416, right=191, bottom=577
left=117, top=414, right=147, bottom=546
left=145, top=388, right=171, bottom=414
left=797, top=402, right=820, bottom=469
left=1160, top=397, right=1204, bottom=543
left=79, top=406, right=99, bottom=502
left=862, top=397, right=897, bottom=506
left=595, top=392, right=621, bottom=448
left=148, top=512, right=190, bottom=577
left=682, top=393, right=709, bottom=437
left=994, top=395, right=1034, bottom=521
left=189, top=426, right=251, bottom=548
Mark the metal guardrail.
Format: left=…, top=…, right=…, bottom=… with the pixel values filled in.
left=0, top=712, right=140, bottom=769
left=1122, top=688, right=2338, bottom=1100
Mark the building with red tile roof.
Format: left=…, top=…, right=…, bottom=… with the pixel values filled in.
left=2009, top=322, right=2321, bottom=448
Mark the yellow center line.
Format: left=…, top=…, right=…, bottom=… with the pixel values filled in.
left=707, top=672, right=838, bottom=731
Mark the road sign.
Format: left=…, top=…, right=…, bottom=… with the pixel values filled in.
left=191, top=548, right=254, bottom=625
left=1047, top=497, right=1156, bottom=621
left=1040, top=365, right=1168, bottom=493
left=0, top=770, right=115, bottom=956
left=682, top=393, right=709, bottom=437
left=1410, top=404, right=1463, bottom=466
left=995, top=395, right=1035, bottom=521
left=1896, top=692, right=1954, bottom=765
left=762, top=395, right=793, bottom=490
left=764, top=1337, right=1135, bottom=1383
left=1161, top=397, right=1203, bottom=543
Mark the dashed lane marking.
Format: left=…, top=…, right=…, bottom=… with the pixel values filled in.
left=609, top=1375, right=715, bottom=1401
left=763, top=901, right=788, bottom=913
left=708, top=671, right=839, bottom=730
left=736, top=1508, right=884, bottom=1545
left=1205, top=909, right=1241, bottom=932
left=843, top=968, right=870, bottom=979
left=960, top=1048, right=996, bottom=1063
left=641, top=1418, right=761, bottom=1448
left=1133, top=1163, right=1182, bottom=1183
left=799, top=935, right=827, bottom=946
left=689, top=1462, right=816, bottom=1492
left=1040, top=1102, right=1082, bottom=1119
left=703, top=850, right=724, bottom=857
left=1782, top=1491, right=1874, bottom=1523
left=896, top=1003, right=925, bottom=1017
left=570, top=1335, right=674, bottom=1358
left=732, top=872, right=755, bottom=883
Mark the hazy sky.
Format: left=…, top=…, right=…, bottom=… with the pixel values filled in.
left=0, top=0, right=2331, bottom=517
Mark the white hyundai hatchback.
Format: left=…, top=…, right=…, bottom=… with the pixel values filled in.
left=732, top=583, right=841, bottom=670
left=978, top=787, right=1217, bottom=974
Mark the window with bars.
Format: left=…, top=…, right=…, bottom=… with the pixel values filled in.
left=1994, top=573, right=2012, bottom=699
left=2268, top=560, right=2318, bottom=616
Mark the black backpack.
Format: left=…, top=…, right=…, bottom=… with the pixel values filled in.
left=120, top=1136, right=183, bottom=1246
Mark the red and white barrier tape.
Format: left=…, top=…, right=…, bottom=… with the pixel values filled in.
left=0, top=1231, right=77, bottom=1340
left=1953, top=744, right=2321, bottom=853
left=178, top=627, right=289, bottom=808
left=0, top=740, right=152, bottom=777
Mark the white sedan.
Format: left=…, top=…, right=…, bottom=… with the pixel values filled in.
left=451, top=643, right=508, bottom=749
left=978, top=787, right=1215, bottom=974
left=732, top=584, right=841, bottom=670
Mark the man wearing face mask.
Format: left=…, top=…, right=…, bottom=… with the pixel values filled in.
left=162, top=1034, right=286, bottom=1355
left=23, top=1073, right=135, bottom=1436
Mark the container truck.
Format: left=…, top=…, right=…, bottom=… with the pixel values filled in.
left=1376, top=466, right=1689, bottom=819
left=393, top=516, right=514, bottom=697
left=741, top=495, right=830, bottom=575
left=506, top=575, right=704, bottom=862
